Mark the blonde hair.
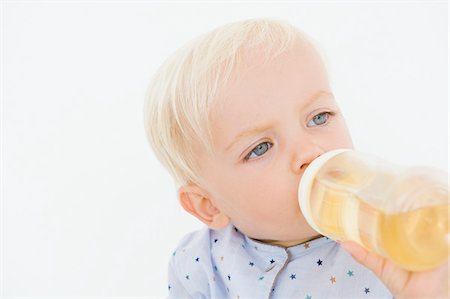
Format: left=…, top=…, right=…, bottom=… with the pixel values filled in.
left=143, top=18, right=311, bottom=187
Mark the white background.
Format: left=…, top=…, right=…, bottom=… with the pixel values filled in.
left=1, top=1, right=448, bottom=297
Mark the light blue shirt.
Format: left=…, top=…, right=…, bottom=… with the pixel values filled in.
left=168, top=224, right=393, bottom=298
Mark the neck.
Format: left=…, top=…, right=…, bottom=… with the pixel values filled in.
left=256, top=234, right=323, bottom=248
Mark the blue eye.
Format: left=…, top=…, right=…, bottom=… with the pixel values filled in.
left=244, top=142, right=273, bottom=161
left=307, top=112, right=333, bottom=127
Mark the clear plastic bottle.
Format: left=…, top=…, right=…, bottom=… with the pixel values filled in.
left=298, top=149, right=449, bottom=271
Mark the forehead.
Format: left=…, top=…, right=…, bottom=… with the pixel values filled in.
left=209, top=42, right=330, bottom=146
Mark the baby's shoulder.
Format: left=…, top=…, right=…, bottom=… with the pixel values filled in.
left=168, top=224, right=241, bottom=274
left=167, top=226, right=216, bottom=296
left=171, top=223, right=240, bottom=259
left=173, top=226, right=212, bottom=254
left=169, top=226, right=213, bottom=272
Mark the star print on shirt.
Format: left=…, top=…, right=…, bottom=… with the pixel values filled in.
left=168, top=227, right=393, bottom=298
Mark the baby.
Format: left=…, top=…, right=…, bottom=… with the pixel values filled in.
left=144, top=19, right=448, bottom=298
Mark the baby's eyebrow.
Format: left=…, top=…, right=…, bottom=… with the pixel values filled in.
left=224, top=91, right=333, bottom=152
left=225, top=123, right=275, bottom=152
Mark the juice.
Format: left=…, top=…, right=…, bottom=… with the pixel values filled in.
left=308, top=161, right=450, bottom=271
left=379, top=204, right=449, bottom=271
left=310, top=179, right=449, bottom=270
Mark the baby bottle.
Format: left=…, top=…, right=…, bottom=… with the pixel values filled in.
left=298, top=149, right=449, bottom=271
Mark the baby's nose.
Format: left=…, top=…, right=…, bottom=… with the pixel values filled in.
left=300, top=163, right=310, bottom=172
left=291, top=145, right=323, bottom=175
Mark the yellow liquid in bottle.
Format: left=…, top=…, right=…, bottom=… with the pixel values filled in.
left=309, top=166, right=450, bottom=271
left=379, top=204, right=449, bottom=271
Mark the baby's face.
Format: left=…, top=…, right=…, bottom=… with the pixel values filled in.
left=196, top=42, right=353, bottom=246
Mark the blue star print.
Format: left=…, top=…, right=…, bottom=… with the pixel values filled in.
left=167, top=224, right=393, bottom=298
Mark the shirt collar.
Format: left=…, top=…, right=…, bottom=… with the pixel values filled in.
left=238, top=225, right=335, bottom=259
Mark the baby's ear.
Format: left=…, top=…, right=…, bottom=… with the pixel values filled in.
left=178, top=184, right=230, bottom=230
